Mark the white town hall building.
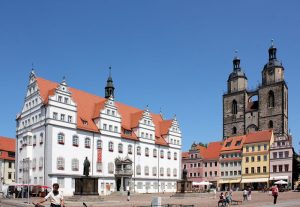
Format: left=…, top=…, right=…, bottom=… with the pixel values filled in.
left=16, top=70, right=182, bottom=196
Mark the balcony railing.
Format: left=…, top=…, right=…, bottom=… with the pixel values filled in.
left=115, top=169, right=133, bottom=175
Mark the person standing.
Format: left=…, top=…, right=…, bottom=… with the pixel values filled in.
left=35, top=183, right=64, bottom=207
left=272, top=185, right=279, bottom=204
left=127, top=190, right=130, bottom=201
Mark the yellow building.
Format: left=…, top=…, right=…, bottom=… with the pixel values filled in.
left=241, top=130, right=274, bottom=190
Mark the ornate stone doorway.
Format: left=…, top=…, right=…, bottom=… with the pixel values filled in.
left=115, top=157, right=133, bottom=192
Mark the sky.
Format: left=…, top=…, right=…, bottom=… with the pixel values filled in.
left=0, top=1, right=299, bottom=153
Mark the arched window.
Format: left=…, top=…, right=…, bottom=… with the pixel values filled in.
left=39, top=157, right=43, bottom=169
left=269, top=120, right=274, bottom=128
left=160, top=167, right=164, bottom=176
left=232, top=100, right=237, bottom=114
left=40, top=133, right=44, bottom=144
left=58, top=133, right=65, bottom=144
left=73, top=135, right=79, bottom=146
left=108, top=162, right=114, bottom=174
left=128, top=145, right=132, bottom=154
left=137, top=146, right=141, bottom=155
left=136, top=164, right=141, bottom=175
left=118, top=143, right=123, bottom=153
left=167, top=151, right=171, bottom=159
left=57, top=157, right=65, bottom=170
left=72, top=158, right=79, bottom=171
left=174, top=152, right=178, bottom=160
left=144, top=166, right=149, bottom=176
left=232, top=127, right=237, bottom=134
left=152, top=167, right=157, bottom=176
left=145, top=147, right=149, bottom=157
left=268, top=91, right=275, bottom=107
left=97, top=140, right=102, bottom=149
left=160, top=150, right=164, bottom=158
left=153, top=149, right=157, bottom=158
left=32, top=158, right=36, bottom=169
left=85, top=137, right=91, bottom=148
left=108, top=141, right=114, bottom=152
left=167, top=168, right=171, bottom=176
left=173, top=168, right=177, bottom=177
left=33, top=135, right=37, bottom=146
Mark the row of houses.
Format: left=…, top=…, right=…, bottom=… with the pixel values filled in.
left=182, top=130, right=297, bottom=191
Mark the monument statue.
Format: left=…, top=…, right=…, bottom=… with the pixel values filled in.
left=182, top=166, right=188, bottom=181
left=83, top=157, right=90, bottom=176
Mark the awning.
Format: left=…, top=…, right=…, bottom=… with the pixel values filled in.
left=219, top=180, right=230, bottom=184
left=230, top=179, right=241, bottom=183
left=241, top=178, right=269, bottom=183
left=270, top=176, right=289, bottom=180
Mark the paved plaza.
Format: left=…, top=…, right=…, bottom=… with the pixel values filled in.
left=1, top=191, right=300, bottom=207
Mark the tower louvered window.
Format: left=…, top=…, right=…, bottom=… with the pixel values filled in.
left=268, top=91, right=275, bottom=107
left=232, top=100, right=237, bottom=114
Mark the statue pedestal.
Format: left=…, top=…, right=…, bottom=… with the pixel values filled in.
left=176, top=180, right=192, bottom=193
left=74, top=177, right=98, bottom=195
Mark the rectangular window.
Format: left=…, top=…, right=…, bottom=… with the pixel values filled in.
left=189, top=173, right=192, bottom=177
left=245, top=168, right=249, bottom=174
left=8, top=172, right=12, bottom=179
left=252, top=146, right=255, bottom=152
left=221, top=172, right=224, bottom=176
left=279, top=165, right=283, bottom=172
left=210, top=162, right=212, bottom=167
left=8, top=162, right=12, bottom=168
left=246, top=146, right=249, bottom=152
left=53, top=112, right=58, bottom=120
left=114, top=126, right=118, bottom=133
left=279, top=152, right=283, bottom=158
left=284, top=164, right=289, bottom=172
left=284, top=151, right=289, bottom=158
left=64, top=97, right=68, bottom=104
left=251, top=156, right=255, bottom=162
left=58, top=96, right=62, bottom=102
left=264, top=144, right=267, bottom=150
left=257, top=145, right=261, bottom=151
left=215, top=162, right=217, bottom=167
left=190, top=164, right=193, bottom=168
left=205, top=172, right=207, bottom=177
left=273, top=165, right=277, bottom=172
left=257, top=167, right=261, bottom=173
left=251, top=167, right=255, bottom=173
left=109, top=125, right=112, bottom=131
left=273, top=152, right=277, bottom=159
left=103, top=124, right=107, bottom=130
left=263, top=166, right=267, bottom=173
left=60, top=114, right=65, bottom=121
left=214, top=171, right=217, bottom=176
left=257, top=156, right=261, bottom=162
left=68, top=116, right=72, bottom=123
left=264, top=155, right=267, bottom=161
left=246, top=157, right=249, bottom=162
left=112, top=110, right=115, bottom=116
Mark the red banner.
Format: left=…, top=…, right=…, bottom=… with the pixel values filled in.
left=97, top=148, right=102, bottom=162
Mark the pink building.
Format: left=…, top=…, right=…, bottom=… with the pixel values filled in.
left=202, top=142, right=223, bottom=188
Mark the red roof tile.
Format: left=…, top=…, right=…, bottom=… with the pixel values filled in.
left=202, top=141, right=223, bottom=160
left=0, top=136, right=16, bottom=152
left=36, top=77, right=172, bottom=146
left=182, top=152, right=189, bottom=158
left=244, top=130, right=273, bottom=144
left=221, top=135, right=245, bottom=152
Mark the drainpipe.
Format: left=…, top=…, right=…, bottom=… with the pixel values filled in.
left=158, top=145, right=160, bottom=193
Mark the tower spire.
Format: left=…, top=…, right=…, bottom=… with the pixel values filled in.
left=268, top=39, right=277, bottom=61
left=105, top=66, right=115, bottom=99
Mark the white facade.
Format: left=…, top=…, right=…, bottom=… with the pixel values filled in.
left=16, top=71, right=182, bottom=196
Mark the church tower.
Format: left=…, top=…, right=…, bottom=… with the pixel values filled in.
left=258, top=41, right=288, bottom=137
left=105, top=66, right=115, bottom=99
left=223, top=53, right=248, bottom=139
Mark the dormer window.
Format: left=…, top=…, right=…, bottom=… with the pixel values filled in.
left=83, top=120, right=88, bottom=125
left=124, top=130, right=132, bottom=135
left=225, top=142, right=232, bottom=147
left=235, top=140, right=241, bottom=146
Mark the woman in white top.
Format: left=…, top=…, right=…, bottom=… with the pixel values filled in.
left=35, top=183, right=64, bottom=207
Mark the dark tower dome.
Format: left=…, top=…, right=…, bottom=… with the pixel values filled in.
left=228, top=53, right=247, bottom=82
left=263, top=39, right=283, bottom=69
left=105, top=66, right=115, bottom=98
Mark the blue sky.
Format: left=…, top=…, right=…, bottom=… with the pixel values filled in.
left=0, top=1, right=299, bottom=153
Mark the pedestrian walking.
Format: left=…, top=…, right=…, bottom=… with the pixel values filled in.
left=247, top=187, right=252, bottom=201
left=35, top=183, right=64, bottom=207
left=272, top=185, right=279, bottom=204
left=243, top=189, right=248, bottom=201
left=127, top=190, right=130, bottom=201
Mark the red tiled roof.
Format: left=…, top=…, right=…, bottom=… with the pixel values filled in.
left=0, top=137, right=16, bottom=161
left=182, top=152, right=189, bottom=158
left=36, top=77, right=171, bottom=146
left=244, top=130, right=273, bottom=144
left=202, top=141, right=223, bottom=160
left=0, top=136, right=16, bottom=152
left=221, top=135, right=245, bottom=152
